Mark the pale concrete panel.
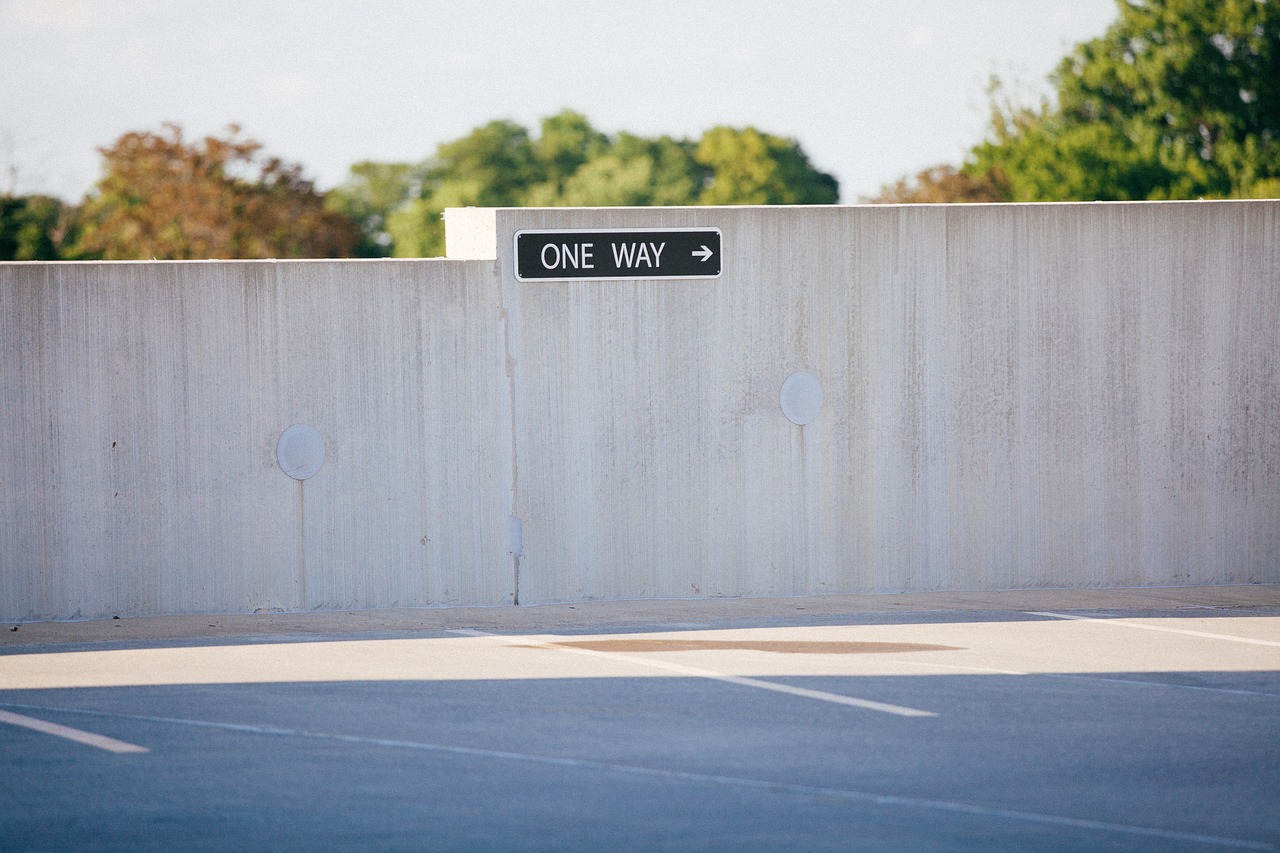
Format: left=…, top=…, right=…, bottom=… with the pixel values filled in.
left=266, top=260, right=515, bottom=611
left=495, top=208, right=732, bottom=602
left=1, top=260, right=513, bottom=621
left=0, top=262, right=283, bottom=620
left=494, top=206, right=958, bottom=603
left=483, top=201, right=1278, bottom=604
left=444, top=208, right=498, bottom=260
left=846, top=206, right=952, bottom=593
left=944, top=202, right=1280, bottom=590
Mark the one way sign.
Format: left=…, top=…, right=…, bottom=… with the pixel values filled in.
left=515, top=228, right=722, bottom=281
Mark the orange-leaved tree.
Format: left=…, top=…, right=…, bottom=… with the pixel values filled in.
left=75, top=124, right=359, bottom=259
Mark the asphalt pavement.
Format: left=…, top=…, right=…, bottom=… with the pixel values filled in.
left=2, top=586, right=1278, bottom=851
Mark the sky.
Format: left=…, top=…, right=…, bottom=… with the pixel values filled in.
left=0, top=0, right=1120, bottom=203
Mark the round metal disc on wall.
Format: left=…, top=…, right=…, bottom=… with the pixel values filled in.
left=277, top=424, right=325, bottom=480
left=780, top=371, right=824, bottom=425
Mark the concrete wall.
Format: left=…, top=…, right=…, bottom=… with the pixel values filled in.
left=2, top=260, right=515, bottom=620
left=462, top=202, right=1279, bottom=604
left=2, top=201, right=1277, bottom=620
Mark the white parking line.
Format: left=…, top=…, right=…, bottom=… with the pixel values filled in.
left=1029, top=612, right=1280, bottom=647
left=448, top=628, right=935, bottom=717
left=0, top=709, right=148, bottom=754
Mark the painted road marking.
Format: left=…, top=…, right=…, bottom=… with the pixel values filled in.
left=1029, top=612, right=1280, bottom=647
left=0, top=709, right=148, bottom=754
left=449, top=628, right=935, bottom=717
left=0, top=701, right=1268, bottom=850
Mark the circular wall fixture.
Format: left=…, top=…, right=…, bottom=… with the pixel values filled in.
left=780, top=371, right=824, bottom=425
left=276, top=424, right=325, bottom=480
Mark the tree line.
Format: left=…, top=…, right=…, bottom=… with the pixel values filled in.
left=3, top=0, right=1276, bottom=261
left=329, top=115, right=840, bottom=258
left=0, top=117, right=837, bottom=261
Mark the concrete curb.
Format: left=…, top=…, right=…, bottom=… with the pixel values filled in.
left=5, top=585, right=1278, bottom=649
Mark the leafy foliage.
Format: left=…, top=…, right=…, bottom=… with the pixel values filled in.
left=74, top=124, right=360, bottom=259
left=696, top=126, right=839, bottom=205
left=865, top=165, right=1010, bottom=204
left=323, top=161, right=420, bottom=257
left=874, top=0, right=1280, bottom=203
left=0, top=194, right=77, bottom=260
left=529, top=111, right=611, bottom=202
left=551, top=133, right=705, bottom=207
left=331, top=111, right=839, bottom=257
left=12, top=114, right=835, bottom=261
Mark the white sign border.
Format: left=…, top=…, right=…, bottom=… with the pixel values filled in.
left=513, top=226, right=723, bottom=282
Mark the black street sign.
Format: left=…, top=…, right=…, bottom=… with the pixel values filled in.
left=514, top=228, right=722, bottom=281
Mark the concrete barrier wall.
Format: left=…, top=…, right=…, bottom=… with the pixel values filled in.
left=455, top=201, right=1280, bottom=603
left=2, top=201, right=1277, bottom=620
left=2, top=260, right=515, bottom=620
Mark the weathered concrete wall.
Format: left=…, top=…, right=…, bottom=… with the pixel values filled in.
left=2, top=201, right=1277, bottom=620
left=462, top=201, right=1279, bottom=604
left=1, top=260, right=515, bottom=620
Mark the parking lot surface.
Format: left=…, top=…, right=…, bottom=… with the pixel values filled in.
left=2, top=586, right=1278, bottom=851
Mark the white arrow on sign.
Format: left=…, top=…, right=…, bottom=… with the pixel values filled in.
left=692, top=245, right=714, bottom=262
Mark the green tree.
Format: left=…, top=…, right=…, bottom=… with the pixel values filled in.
left=695, top=127, right=839, bottom=205
left=873, top=0, right=1278, bottom=203
left=386, top=120, right=542, bottom=257
left=428, top=120, right=543, bottom=208
left=325, top=161, right=421, bottom=257
left=346, top=110, right=840, bottom=257
left=527, top=110, right=610, bottom=203
left=0, top=194, right=77, bottom=260
left=74, top=124, right=360, bottom=259
left=554, top=133, right=705, bottom=207
left=971, top=0, right=1280, bottom=200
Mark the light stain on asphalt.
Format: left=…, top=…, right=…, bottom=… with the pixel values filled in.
left=522, top=640, right=964, bottom=655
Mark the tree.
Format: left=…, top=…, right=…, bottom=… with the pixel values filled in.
left=867, top=165, right=1010, bottom=204
left=74, top=124, right=360, bottom=259
left=971, top=0, right=1280, bottom=201
left=339, top=111, right=841, bottom=257
left=0, top=194, right=77, bottom=260
left=324, top=161, right=421, bottom=257
left=873, top=0, right=1279, bottom=203
left=554, top=133, right=705, bottom=207
left=527, top=110, right=611, bottom=203
left=383, top=120, right=543, bottom=258
left=695, top=126, right=839, bottom=205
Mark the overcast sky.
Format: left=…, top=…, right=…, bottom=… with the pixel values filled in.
left=1, top=0, right=1120, bottom=203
